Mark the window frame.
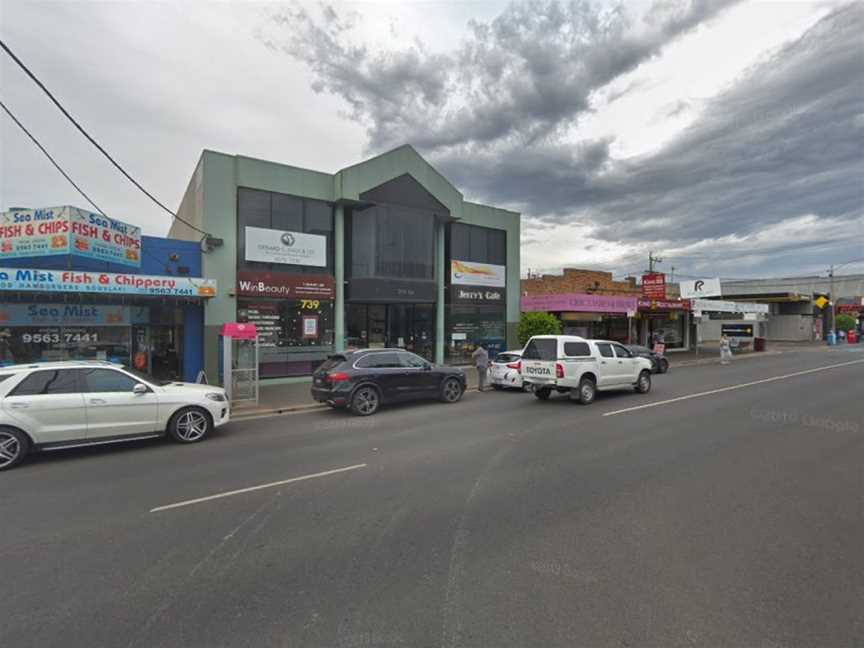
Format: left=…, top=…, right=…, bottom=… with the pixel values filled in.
left=596, top=343, right=615, bottom=359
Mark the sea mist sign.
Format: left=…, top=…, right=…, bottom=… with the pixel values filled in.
left=0, top=207, right=141, bottom=267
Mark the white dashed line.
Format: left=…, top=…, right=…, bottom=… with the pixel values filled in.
left=150, top=463, right=368, bottom=513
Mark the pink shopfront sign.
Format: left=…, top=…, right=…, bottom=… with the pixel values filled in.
left=521, top=293, right=638, bottom=314
left=221, top=322, right=258, bottom=340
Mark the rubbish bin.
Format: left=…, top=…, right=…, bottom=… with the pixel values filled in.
left=847, top=330, right=858, bottom=344
left=754, top=337, right=766, bottom=352
left=826, top=331, right=836, bottom=346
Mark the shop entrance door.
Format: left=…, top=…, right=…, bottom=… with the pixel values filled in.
left=346, top=303, right=435, bottom=360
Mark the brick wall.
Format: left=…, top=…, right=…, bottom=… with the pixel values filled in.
left=521, top=268, right=640, bottom=296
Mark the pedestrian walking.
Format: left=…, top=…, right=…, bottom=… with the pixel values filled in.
left=472, top=344, right=490, bottom=391
left=720, top=333, right=732, bottom=365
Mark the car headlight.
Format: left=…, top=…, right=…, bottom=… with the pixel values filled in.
left=205, top=392, right=227, bottom=402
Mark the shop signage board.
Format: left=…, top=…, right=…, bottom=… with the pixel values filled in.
left=245, top=226, right=327, bottom=267
left=0, top=303, right=148, bottom=327
left=451, top=260, right=506, bottom=288
left=679, top=277, right=722, bottom=299
left=722, top=323, right=755, bottom=337
left=521, top=293, right=638, bottom=314
left=692, top=298, right=768, bottom=314
left=0, top=207, right=142, bottom=267
left=0, top=266, right=216, bottom=298
left=641, top=273, right=666, bottom=300
left=237, top=270, right=334, bottom=299
left=637, top=298, right=689, bottom=310
left=348, top=277, right=436, bottom=303
left=450, top=285, right=505, bottom=305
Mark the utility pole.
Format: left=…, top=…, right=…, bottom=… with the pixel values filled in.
left=648, top=251, right=663, bottom=273
left=829, top=264, right=835, bottom=335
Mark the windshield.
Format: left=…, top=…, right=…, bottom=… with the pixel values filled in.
left=122, top=365, right=172, bottom=386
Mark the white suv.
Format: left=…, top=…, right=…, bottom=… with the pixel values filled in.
left=521, top=335, right=654, bottom=404
left=0, top=361, right=229, bottom=470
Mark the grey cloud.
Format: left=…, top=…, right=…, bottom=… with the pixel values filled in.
left=265, top=0, right=739, bottom=150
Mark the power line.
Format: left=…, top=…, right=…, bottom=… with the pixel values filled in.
left=2, top=99, right=180, bottom=273
left=1, top=100, right=107, bottom=216
left=0, top=38, right=208, bottom=237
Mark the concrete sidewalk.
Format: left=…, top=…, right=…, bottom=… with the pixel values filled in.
left=231, top=341, right=830, bottom=419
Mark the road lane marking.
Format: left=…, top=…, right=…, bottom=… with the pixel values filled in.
left=149, top=463, right=367, bottom=513
left=603, top=359, right=864, bottom=417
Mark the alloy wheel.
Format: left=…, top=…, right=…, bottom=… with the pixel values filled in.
left=442, top=379, right=462, bottom=402
left=175, top=410, right=209, bottom=442
left=354, top=388, right=379, bottom=415
left=0, top=431, right=22, bottom=469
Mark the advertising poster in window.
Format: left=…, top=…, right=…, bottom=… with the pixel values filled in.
left=245, top=227, right=327, bottom=267
left=450, top=260, right=506, bottom=287
left=302, top=315, right=319, bottom=339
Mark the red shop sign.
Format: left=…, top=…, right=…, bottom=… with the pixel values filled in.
left=641, top=273, right=666, bottom=300
left=237, top=270, right=334, bottom=299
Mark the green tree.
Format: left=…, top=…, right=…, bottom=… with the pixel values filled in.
left=518, top=311, right=561, bottom=346
left=835, top=313, right=856, bottom=332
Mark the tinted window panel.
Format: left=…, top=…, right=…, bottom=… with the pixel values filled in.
left=564, top=342, right=591, bottom=357
left=83, top=369, right=138, bottom=392
left=597, top=343, right=614, bottom=358
left=523, top=339, right=557, bottom=360
left=271, top=193, right=303, bottom=232
left=613, top=345, right=632, bottom=358
left=11, top=369, right=80, bottom=396
left=488, top=229, right=506, bottom=265
left=399, top=353, right=427, bottom=368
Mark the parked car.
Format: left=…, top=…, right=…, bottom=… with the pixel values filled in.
left=0, top=361, right=229, bottom=471
left=625, top=344, right=669, bottom=374
left=311, top=348, right=466, bottom=416
left=489, top=350, right=526, bottom=391
left=521, top=335, right=653, bottom=404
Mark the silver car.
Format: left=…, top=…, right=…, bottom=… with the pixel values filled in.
left=0, top=361, right=229, bottom=470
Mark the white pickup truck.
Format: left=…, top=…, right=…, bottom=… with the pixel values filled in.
left=521, top=335, right=654, bottom=404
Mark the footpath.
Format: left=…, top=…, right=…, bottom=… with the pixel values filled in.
left=231, top=341, right=833, bottom=420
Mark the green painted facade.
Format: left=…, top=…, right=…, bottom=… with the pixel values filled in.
left=171, top=145, right=521, bottom=382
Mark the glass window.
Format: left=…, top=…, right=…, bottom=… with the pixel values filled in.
left=613, top=344, right=632, bottom=358
left=564, top=342, right=591, bottom=357
left=271, top=193, right=303, bottom=232
left=356, top=352, right=400, bottom=368
left=597, top=343, right=614, bottom=358
left=449, top=223, right=471, bottom=262
left=523, top=338, right=558, bottom=360
left=469, top=225, right=488, bottom=262
left=0, top=374, right=12, bottom=383
left=488, top=229, right=506, bottom=265
left=11, top=369, right=81, bottom=396
left=237, top=298, right=334, bottom=378
left=83, top=369, right=138, bottom=392
left=399, top=352, right=427, bottom=368
left=304, top=200, right=333, bottom=235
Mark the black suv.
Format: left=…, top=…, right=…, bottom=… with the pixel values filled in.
left=624, top=345, right=669, bottom=374
left=311, top=349, right=467, bottom=415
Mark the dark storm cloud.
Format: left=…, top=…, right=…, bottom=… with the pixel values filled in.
left=266, top=0, right=862, bottom=276
left=263, top=0, right=739, bottom=150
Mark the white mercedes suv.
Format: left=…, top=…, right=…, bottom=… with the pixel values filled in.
left=0, top=361, right=229, bottom=470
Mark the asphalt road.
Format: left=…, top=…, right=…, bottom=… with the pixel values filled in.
left=3, top=346, right=863, bottom=648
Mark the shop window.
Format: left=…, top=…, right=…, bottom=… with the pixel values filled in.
left=11, top=369, right=81, bottom=396
left=83, top=369, right=138, bottom=392
left=564, top=341, right=590, bottom=357
left=446, top=304, right=506, bottom=364
left=238, top=298, right=334, bottom=378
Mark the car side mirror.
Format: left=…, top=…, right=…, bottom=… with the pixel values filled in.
left=133, top=383, right=148, bottom=395
left=423, top=362, right=432, bottom=371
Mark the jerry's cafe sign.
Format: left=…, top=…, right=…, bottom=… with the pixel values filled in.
left=450, top=260, right=506, bottom=288
left=0, top=267, right=216, bottom=298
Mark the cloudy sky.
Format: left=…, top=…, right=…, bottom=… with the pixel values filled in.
left=1, top=0, right=862, bottom=280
